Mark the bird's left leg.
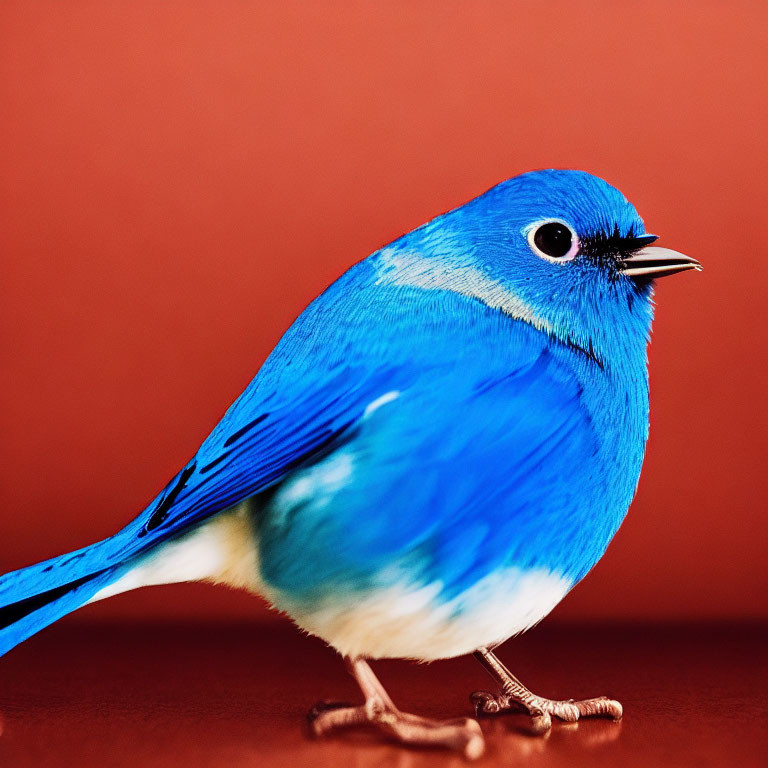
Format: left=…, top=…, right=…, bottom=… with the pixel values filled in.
left=309, top=656, right=485, bottom=758
left=470, top=647, right=623, bottom=733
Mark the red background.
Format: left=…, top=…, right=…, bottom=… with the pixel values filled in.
left=1, top=1, right=766, bottom=624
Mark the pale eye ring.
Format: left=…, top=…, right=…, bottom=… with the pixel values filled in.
left=526, top=219, right=579, bottom=263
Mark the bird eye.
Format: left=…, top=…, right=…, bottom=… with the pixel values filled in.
left=527, top=220, right=579, bottom=262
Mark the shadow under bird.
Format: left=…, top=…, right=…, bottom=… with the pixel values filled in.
left=0, top=170, right=700, bottom=758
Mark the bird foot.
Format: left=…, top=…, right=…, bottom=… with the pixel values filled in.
left=470, top=689, right=622, bottom=733
left=309, top=698, right=485, bottom=759
left=471, top=647, right=622, bottom=734
left=308, top=656, right=485, bottom=759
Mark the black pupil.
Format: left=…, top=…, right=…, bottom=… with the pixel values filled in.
left=533, top=222, right=573, bottom=258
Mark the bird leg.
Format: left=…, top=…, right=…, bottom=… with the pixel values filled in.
left=470, top=647, right=623, bottom=734
left=308, top=656, right=485, bottom=759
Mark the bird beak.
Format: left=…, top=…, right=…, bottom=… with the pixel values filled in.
left=619, top=246, right=702, bottom=279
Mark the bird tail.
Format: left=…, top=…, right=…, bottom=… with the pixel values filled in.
left=0, top=542, right=130, bottom=657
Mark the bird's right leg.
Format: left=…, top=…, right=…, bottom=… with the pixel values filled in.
left=308, top=656, right=485, bottom=759
left=470, top=647, right=622, bottom=733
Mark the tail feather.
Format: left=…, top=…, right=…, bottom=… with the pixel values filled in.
left=0, top=502, right=256, bottom=657
left=0, top=548, right=126, bottom=657
left=0, top=538, right=119, bottom=606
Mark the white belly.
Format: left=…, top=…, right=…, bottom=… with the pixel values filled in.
left=271, top=566, right=571, bottom=661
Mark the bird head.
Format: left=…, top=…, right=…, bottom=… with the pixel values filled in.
left=381, top=169, right=700, bottom=368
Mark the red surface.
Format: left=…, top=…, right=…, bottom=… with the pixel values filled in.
left=1, top=2, right=767, bottom=623
left=1, top=621, right=766, bottom=768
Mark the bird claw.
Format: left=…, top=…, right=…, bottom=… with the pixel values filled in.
left=471, top=648, right=622, bottom=735
left=471, top=690, right=526, bottom=716
left=309, top=697, right=485, bottom=759
left=471, top=688, right=622, bottom=733
left=310, top=658, right=486, bottom=759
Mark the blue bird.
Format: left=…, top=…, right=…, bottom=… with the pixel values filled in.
left=0, top=170, right=699, bottom=758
